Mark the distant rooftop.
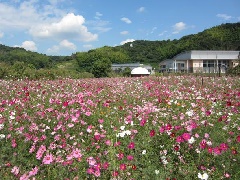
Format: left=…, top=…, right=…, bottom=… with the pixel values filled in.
left=131, top=67, right=150, bottom=75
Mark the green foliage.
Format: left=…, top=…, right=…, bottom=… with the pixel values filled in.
left=0, top=62, right=9, bottom=79
left=92, top=58, right=112, bottom=78
left=75, top=46, right=128, bottom=77
left=122, top=67, right=131, bottom=77
left=0, top=45, right=53, bottom=69
left=227, top=64, right=240, bottom=76
left=10, top=61, right=27, bottom=79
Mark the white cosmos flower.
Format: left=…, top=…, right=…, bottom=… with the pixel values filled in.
left=0, top=124, right=4, bottom=130
left=188, top=137, right=195, bottom=144
left=116, top=132, right=125, bottom=138
left=186, top=109, right=194, bottom=117
left=0, top=134, right=5, bottom=140
left=120, top=126, right=125, bottom=130
left=198, top=172, right=209, bottom=180
left=9, top=115, right=15, bottom=120
left=125, top=130, right=131, bottom=135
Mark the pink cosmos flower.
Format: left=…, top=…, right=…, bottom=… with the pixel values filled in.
left=85, top=111, right=91, bottom=116
left=112, top=171, right=119, bottom=177
left=93, top=170, right=101, bottom=177
left=127, top=155, right=134, bottom=161
left=63, top=101, right=68, bottom=107
left=11, top=139, right=17, bottom=148
left=236, top=135, right=240, bottom=143
left=159, top=126, right=165, bottom=133
left=213, top=146, right=222, bottom=155
left=176, top=136, right=184, bottom=143
left=105, top=139, right=111, bottom=146
left=87, top=167, right=94, bottom=174
left=120, top=164, right=126, bottom=171
left=87, top=157, right=96, bottom=166
left=165, top=123, right=172, bottom=131
left=140, top=119, right=147, bottom=126
left=11, top=166, right=20, bottom=176
left=117, top=152, right=124, bottom=160
left=219, top=143, right=228, bottom=151
left=224, top=172, right=231, bottom=178
left=67, top=123, right=74, bottom=128
left=205, top=110, right=211, bottom=116
left=204, top=133, right=209, bottom=139
left=20, top=173, right=28, bottom=180
left=42, top=153, right=54, bottom=164
left=208, top=147, right=213, bottom=154
left=127, top=142, right=135, bottom=149
left=195, top=133, right=200, bottom=138
left=174, top=145, right=180, bottom=151
left=36, top=145, right=46, bottom=160
left=114, top=141, right=121, bottom=147
left=28, top=166, right=38, bottom=176
left=102, top=162, right=109, bottom=170
left=199, top=139, right=207, bottom=149
left=94, top=132, right=101, bottom=141
left=98, top=119, right=104, bottom=124
left=149, top=130, right=155, bottom=137
left=182, top=133, right=191, bottom=141
left=72, top=148, right=82, bottom=159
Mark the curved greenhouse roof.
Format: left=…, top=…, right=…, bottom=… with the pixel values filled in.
left=131, top=67, right=150, bottom=75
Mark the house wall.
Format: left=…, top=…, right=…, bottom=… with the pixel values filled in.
left=160, top=51, right=240, bottom=73
left=192, top=60, right=203, bottom=73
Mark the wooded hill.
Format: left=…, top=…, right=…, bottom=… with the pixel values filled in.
left=112, top=22, right=240, bottom=65
left=0, top=22, right=239, bottom=77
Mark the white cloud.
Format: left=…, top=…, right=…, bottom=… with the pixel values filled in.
left=121, top=17, right=132, bottom=24
left=120, top=39, right=135, bottom=45
left=0, top=1, right=40, bottom=29
left=120, top=31, right=129, bottom=35
left=0, top=0, right=65, bottom=30
left=48, top=0, right=66, bottom=5
left=47, top=39, right=76, bottom=54
left=87, top=19, right=112, bottom=33
left=0, top=2, right=97, bottom=43
left=238, top=17, right=240, bottom=21
left=138, top=7, right=145, bottom=12
left=60, top=40, right=76, bottom=50
left=95, top=12, right=103, bottom=19
left=216, top=14, right=232, bottom=20
left=29, top=13, right=98, bottom=42
left=47, top=45, right=60, bottom=54
left=0, top=32, right=4, bottom=38
left=172, top=22, right=186, bottom=34
left=15, top=41, right=37, bottom=52
left=158, top=30, right=167, bottom=36
left=151, top=27, right=157, bottom=34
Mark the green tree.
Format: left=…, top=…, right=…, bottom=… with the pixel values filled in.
left=92, top=58, right=111, bottom=78
left=10, top=61, right=27, bottom=78
left=122, top=67, right=131, bottom=77
left=0, top=63, right=9, bottom=79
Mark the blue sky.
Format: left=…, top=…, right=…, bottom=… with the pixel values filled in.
left=0, top=0, right=239, bottom=56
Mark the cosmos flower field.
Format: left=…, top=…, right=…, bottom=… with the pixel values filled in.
left=0, top=76, right=239, bottom=180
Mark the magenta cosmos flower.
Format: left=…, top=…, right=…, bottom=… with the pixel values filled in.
left=128, top=142, right=135, bottom=149
left=150, top=130, right=155, bottom=137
